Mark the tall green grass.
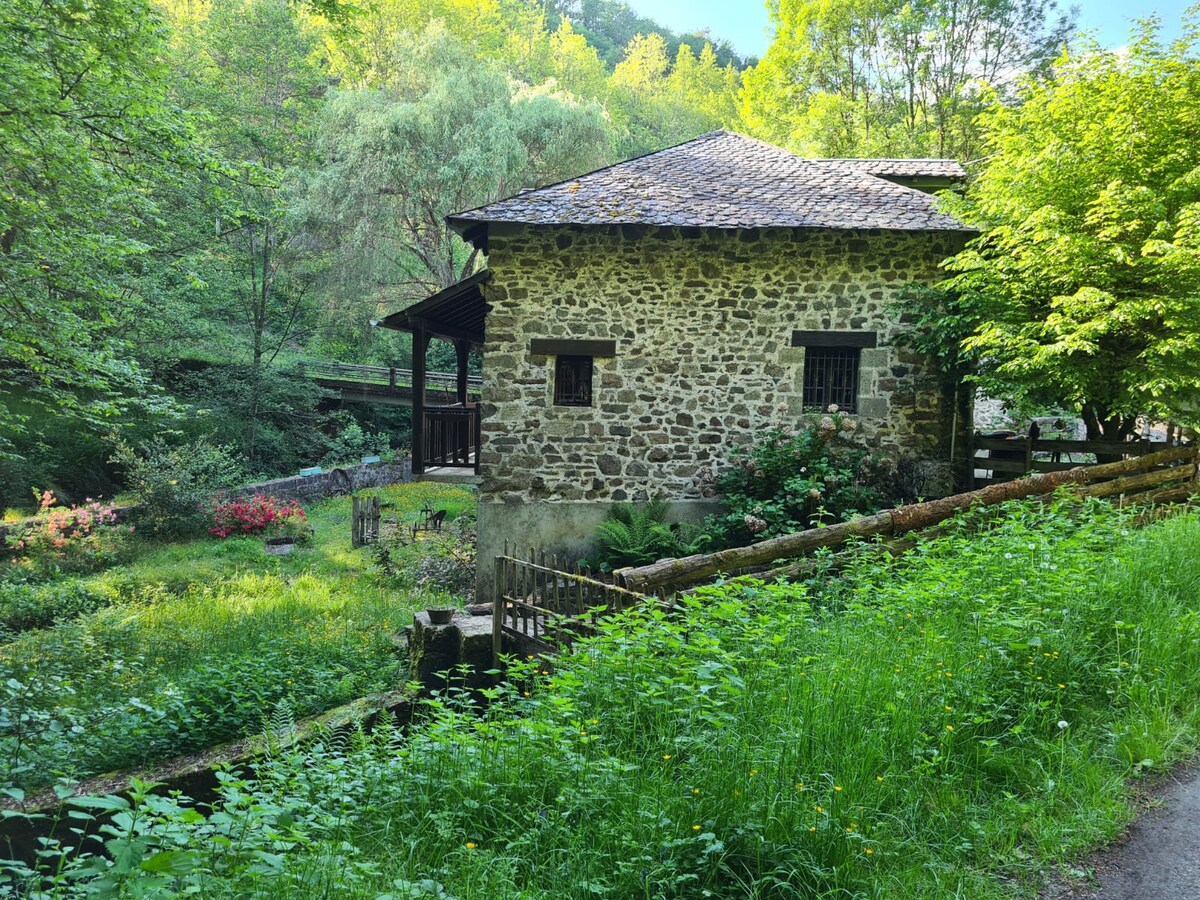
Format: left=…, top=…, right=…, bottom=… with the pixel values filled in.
left=7, top=499, right=1199, bottom=898
left=0, top=482, right=476, bottom=788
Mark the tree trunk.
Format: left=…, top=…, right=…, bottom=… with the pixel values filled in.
left=1082, top=403, right=1137, bottom=463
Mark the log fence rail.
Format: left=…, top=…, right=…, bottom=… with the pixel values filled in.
left=490, top=444, right=1197, bottom=667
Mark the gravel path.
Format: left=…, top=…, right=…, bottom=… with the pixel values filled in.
left=1043, top=768, right=1200, bottom=899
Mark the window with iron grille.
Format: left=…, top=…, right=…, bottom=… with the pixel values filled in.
left=802, top=347, right=860, bottom=412
left=554, top=355, right=593, bottom=406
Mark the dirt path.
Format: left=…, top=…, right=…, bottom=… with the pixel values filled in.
left=1043, top=767, right=1200, bottom=899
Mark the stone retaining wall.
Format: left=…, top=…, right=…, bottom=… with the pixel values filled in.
left=216, top=459, right=412, bottom=504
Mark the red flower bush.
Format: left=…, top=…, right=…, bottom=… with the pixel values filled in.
left=209, top=494, right=307, bottom=538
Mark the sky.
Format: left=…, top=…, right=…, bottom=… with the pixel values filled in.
left=626, top=0, right=1195, bottom=59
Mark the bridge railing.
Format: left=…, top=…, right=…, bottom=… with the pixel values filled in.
left=300, top=361, right=482, bottom=397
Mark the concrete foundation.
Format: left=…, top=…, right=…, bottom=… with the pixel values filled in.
left=475, top=498, right=721, bottom=601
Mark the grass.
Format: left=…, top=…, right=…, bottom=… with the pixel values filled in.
left=7, top=497, right=1200, bottom=897
left=0, top=481, right=475, bottom=789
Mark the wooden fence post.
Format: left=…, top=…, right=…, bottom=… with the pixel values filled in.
left=492, top=556, right=505, bottom=668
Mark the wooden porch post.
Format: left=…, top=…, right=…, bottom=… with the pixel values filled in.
left=454, top=338, right=470, bottom=407
left=412, top=320, right=428, bottom=475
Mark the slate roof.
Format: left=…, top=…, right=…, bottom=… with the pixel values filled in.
left=447, top=131, right=970, bottom=234
left=830, top=158, right=967, bottom=179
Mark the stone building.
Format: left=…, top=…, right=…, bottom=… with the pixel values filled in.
left=381, top=131, right=973, bottom=596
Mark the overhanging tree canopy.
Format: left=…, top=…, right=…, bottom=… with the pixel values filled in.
left=941, top=15, right=1200, bottom=438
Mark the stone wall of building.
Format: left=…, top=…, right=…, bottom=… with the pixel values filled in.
left=478, top=224, right=963, bottom=509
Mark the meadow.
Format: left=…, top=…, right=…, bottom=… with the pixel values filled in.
left=6, top=496, right=1200, bottom=898
left=0, top=481, right=475, bottom=790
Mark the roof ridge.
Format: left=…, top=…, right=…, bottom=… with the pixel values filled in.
left=449, top=130, right=734, bottom=222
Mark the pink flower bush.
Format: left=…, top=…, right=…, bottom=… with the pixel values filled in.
left=209, top=494, right=307, bottom=538
left=5, top=492, right=125, bottom=573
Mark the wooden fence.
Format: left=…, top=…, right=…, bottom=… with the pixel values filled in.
left=486, top=445, right=1197, bottom=666
left=619, top=444, right=1198, bottom=595
left=973, top=434, right=1176, bottom=487
left=491, top=545, right=648, bottom=662
left=350, top=495, right=381, bottom=548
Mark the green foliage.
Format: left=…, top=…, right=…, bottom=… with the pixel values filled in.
left=712, top=416, right=892, bottom=545
left=0, top=0, right=192, bottom=451
left=0, top=577, right=113, bottom=637
left=582, top=497, right=704, bottom=571
left=408, top=509, right=478, bottom=600
left=9, top=504, right=1200, bottom=895
left=111, top=437, right=247, bottom=538
left=741, top=0, right=1073, bottom=160
left=941, top=16, right=1200, bottom=438
left=371, top=493, right=479, bottom=602
left=310, top=23, right=609, bottom=296
left=320, top=414, right=392, bottom=467
left=889, top=284, right=979, bottom=389
left=0, top=482, right=471, bottom=790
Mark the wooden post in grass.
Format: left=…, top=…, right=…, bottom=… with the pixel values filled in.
left=350, top=496, right=381, bottom=548
left=492, top=555, right=505, bottom=668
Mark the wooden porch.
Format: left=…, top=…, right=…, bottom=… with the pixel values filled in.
left=377, top=270, right=489, bottom=476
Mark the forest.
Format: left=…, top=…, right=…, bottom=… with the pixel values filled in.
left=7, top=0, right=1199, bottom=511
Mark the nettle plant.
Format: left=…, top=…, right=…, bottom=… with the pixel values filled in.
left=712, top=412, right=892, bottom=544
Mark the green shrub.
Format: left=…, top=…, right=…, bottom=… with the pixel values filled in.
left=1, top=493, right=132, bottom=576
left=710, top=414, right=892, bottom=545
left=0, top=577, right=112, bottom=635
left=111, top=437, right=246, bottom=538
left=581, top=497, right=709, bottom=572
left=320, top=414, right=391, bottom=467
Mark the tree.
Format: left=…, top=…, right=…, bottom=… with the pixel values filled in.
left=309, top=24, right=609, bottom=303
left=940, top=15, right=1200, bottom=440
left=0, top=0, right=193, bottom=453
left=160, top=0, right=330, bottom=460
left=607, top=33, right=740, bottom=156
left=741, top=0, right=1074, bottom=160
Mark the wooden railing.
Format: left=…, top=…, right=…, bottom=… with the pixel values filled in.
left=300, top=361, right=482, bottom=397
left=492, top=547, right=649, bottom=660
left=422, top=406, right=479, bottom=470
left=488, top=446, right=1197, bottom=666
left=973, top=434, right=1170, bottom=486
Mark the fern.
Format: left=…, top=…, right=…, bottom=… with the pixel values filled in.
left=589, top=498, right=679, bottom=571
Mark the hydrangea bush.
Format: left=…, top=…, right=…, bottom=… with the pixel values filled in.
left=709, top=411, right=892, bottom=545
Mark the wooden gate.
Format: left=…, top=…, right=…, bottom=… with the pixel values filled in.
left=350, top=495, right=381, bottom=548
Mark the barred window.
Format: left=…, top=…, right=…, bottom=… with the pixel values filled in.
left=802, top=347, right=860, bottom=412
left=554, top=355, right=593, bottom=406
